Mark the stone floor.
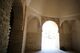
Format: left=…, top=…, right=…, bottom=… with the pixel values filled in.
left=26, top=50, right=75, bottom=53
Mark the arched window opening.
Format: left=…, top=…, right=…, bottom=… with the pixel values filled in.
left=41, top=20, right=60, bottom=51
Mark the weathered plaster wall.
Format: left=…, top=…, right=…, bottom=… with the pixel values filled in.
left=71, top=18, right=80, bottom=52
left=60, top=15, right=80, bottom=52
left=60, top=16, right=76, bottom=51
left=25, top=15, right=41, bottom=51
left=60, top=20, right=73, bottom=50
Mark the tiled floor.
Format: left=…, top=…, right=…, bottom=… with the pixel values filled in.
left=26, top=50, right=75, bottom=53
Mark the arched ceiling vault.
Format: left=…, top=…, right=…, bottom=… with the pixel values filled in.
left=26, top=0, right=80, bottom=17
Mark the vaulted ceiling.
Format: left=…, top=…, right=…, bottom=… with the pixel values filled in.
left=27, top=0, right=80, bottom=17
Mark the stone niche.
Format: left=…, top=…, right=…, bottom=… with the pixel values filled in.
left=25, top=15, right=41, bottom=51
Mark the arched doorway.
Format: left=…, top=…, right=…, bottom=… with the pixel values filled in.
left=41, top=20, right=60, bottom=51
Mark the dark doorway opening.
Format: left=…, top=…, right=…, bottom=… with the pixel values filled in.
left=7, top=6, right=14, bottom=53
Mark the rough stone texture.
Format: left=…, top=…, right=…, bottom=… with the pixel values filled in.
left=0, top=0, right=13, bottom=53
left=7, top=0, right=25, bottom=53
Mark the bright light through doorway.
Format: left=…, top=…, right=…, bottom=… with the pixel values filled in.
left=41, top=21, right=60, bottom=51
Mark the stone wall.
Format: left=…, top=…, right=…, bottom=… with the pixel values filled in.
left=0, top=0, right=13, bottom=53
left=25, top=15, right=60, bottom=51
left=25, top=15, right=41, bottom=51
left=7, top=0, right=26, bottom=53
left=60, top=20, right=73, bottom=51
left=72, top=19, right=80, bottom=52
left=60, top=15, right=80, bottom=52
left=0, top=0, right=26, bottom=53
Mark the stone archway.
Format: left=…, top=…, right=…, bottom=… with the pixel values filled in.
left=41, top=16, right=60, bottom=48
left=41, top=20, right=60, bottom=51
left=60, top=20, right=73, bottom=51
left=25, top=15, right=41, bottom=51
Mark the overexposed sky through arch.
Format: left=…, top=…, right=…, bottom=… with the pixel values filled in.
left=41, top=20, right=60, bottom=51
